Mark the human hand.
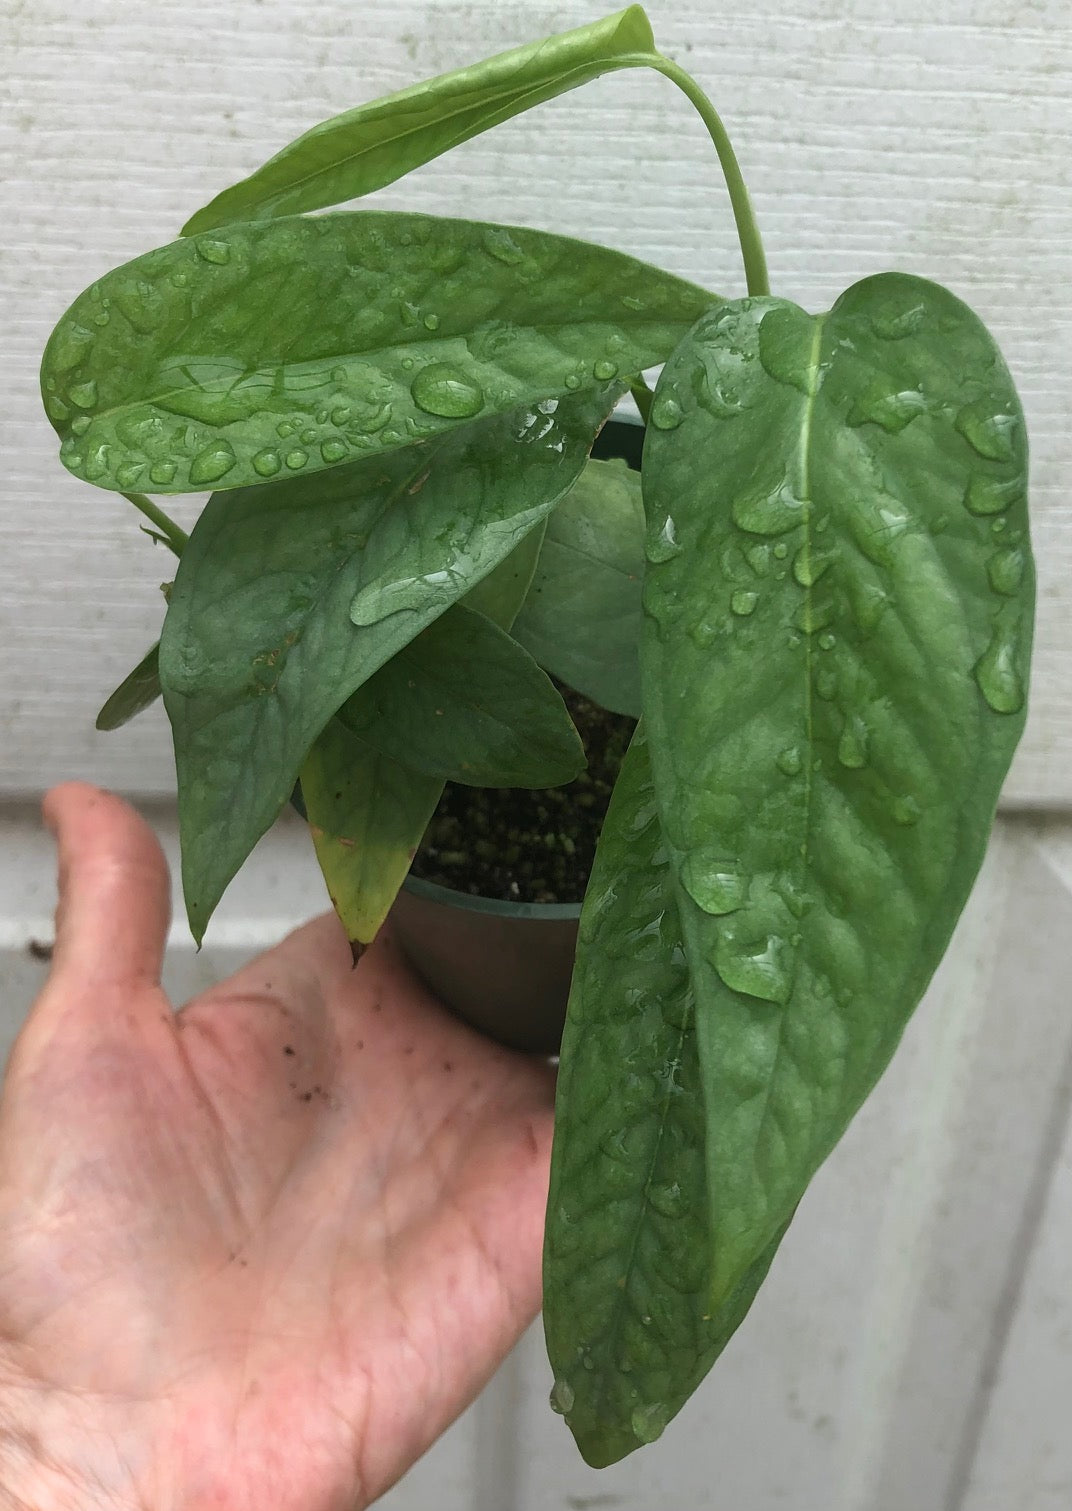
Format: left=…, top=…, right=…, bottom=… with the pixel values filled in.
left=0, top=784, right=555, bottom=1510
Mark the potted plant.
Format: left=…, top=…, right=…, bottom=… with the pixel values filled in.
left=39, top=5, right=1033, bottom=1468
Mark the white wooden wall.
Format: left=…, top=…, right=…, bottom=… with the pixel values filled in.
left=3, top=1, right=1071, bottom=1506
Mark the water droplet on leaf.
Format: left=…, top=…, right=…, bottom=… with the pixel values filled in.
left=196, top=238, right=231, bottom=265
left=793, top=546, right=834, bottom=587
left=956, top=401, right=1018, bottom=462
left=149, top=460, right=176, bottom=486
left=68, top=380, right=98, bottom=410
left=189, top=441, right=237, bottom=485
left=680, top=851, right=748, bottom=914
left=70, top=414, right=91, bottom=436
left=893, top=795, right=922, bottom=826
left=730, top=589, right=758, bottom=616
left=757, top=304, right=816, bottom=394
left=712, top=929, right=794, bottom=1005
left=777, top=746, right=803, bottom=776
left=423, top=312, right=440, bottom=331
left=837, top=713, right=869, bottom=769
left=593, top=358, right=619, bottom=381
left=284, top=448, right=308, bottom=470
left=847, top=381, right=927, bottom=433
left=732, top=475, right=804, bottom=536
left=411, top=363, right=484, bottom=419
left=252, top=449, right=282, bottom=477
left=483, top=227, right=526, bottom=266
left=321, top=439, right=348, bottom=463
left=963, top=473, right=1023, bottom=517
left=987, top=546, right=1025, bottom=597
left=549, top=1378, right=575, bottom=1416
left=646, top=516, right=681, bottom=563
left=631, top=1403, right=671, bottom=1445
left=115, top=461, right=143, bottom=489
left=974, top=617, right=1025, bottom=714
left=650, top=395, right=684, bottom=430
left=869, top=300, right=926, bottom=340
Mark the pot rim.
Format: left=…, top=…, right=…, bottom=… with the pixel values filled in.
left=401, top=872, right=583, bottom=921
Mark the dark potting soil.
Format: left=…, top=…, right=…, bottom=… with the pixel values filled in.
left=409, top=684, right=636, bottom=904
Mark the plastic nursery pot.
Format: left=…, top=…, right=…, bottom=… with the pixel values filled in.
left=393, top=413, right=643, bottom=1057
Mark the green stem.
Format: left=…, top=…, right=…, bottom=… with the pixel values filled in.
left=616, top=52, right=770, bottom=298
left=122, top=493, right=188, bottom=556
left=629, top=375, right=654, bottom=425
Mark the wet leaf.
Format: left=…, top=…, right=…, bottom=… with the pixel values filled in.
left=337, top=604, right=585, bottom=787
left=461, top=521, right=546, bottom=629
left=42, top=212, right=714, bottom=495
left=641, top=273, right=1033, bottom=1307
left=544, top=729, right=787, bottom=1466
left=159, top=389, right=615, bottom=943
left=183, top=8, right=657, bottom=232
left=95, top=642, right=162, bottom=730
left=513, top=457, right=645, bottom=715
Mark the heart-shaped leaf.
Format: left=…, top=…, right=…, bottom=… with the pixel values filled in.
left=183, top=8, right=657, bottom=232
left=544, top=729, right=787, bottom=1466
left=95, top=642, right=162, bottom=730
left=640, top=273, right=1033, bottom=1308
left=336, top=604, right=585, bottom=787
left=513, top=456, right=645, bottom=715
left=159, top=388, right=616, bottom=943
left=42, top=212, right=715, bottom=496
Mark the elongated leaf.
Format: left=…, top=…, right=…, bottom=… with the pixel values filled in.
left=95, top=642, right=162, bottom=730
left=544, top=729, right=787, bottom=1466
left=42, top=212, right=715, bottom=496
left=183, top=8, right=656, bottom=233
left=303, top=485, right=551, bottom=945
left=640, top=273, right=1033, bottom=1307
left=461, top=520, right=546, bottom=629
left=159, top=389, right=615, bottom=943
left=301, top=725, right=442, bottom=948
left=337, top=604, right=585, bottom=787
left=513, top=457, right=645, bottom=715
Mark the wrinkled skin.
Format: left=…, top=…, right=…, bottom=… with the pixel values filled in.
left=0, top=784, right=554, bottom=1510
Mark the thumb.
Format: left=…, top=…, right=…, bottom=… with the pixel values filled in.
left=41, top=782, right=171, bottom=996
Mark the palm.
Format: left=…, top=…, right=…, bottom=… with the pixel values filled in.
left=0, top=786, right=554, bottom=1510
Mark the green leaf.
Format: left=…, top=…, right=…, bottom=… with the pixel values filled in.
left=513, top=457, right=645, bottom=715
left=337, top=604, right=585, bottom=787
left=303, top=480, right=549, bottom=945
left=461, top=520, right=546, bottom=630
left=301, top=723, right=443, bottom=948
left=640, top=273, right=1033, bottom=1308
left=182, top=8, right=656, bottom=233
left=158, top=389, right=614, bottom=943
left=544, top=728, right=787, bottom=1466
left=42, top=211, right=716, bottom=495
left=95, top=642, right=162, bottom=731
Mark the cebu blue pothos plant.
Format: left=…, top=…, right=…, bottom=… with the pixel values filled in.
left=39, top=7, right=1033, bottom=1467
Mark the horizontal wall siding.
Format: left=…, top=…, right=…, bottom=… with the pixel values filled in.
left=2, top=0, right=1071, bottom=801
